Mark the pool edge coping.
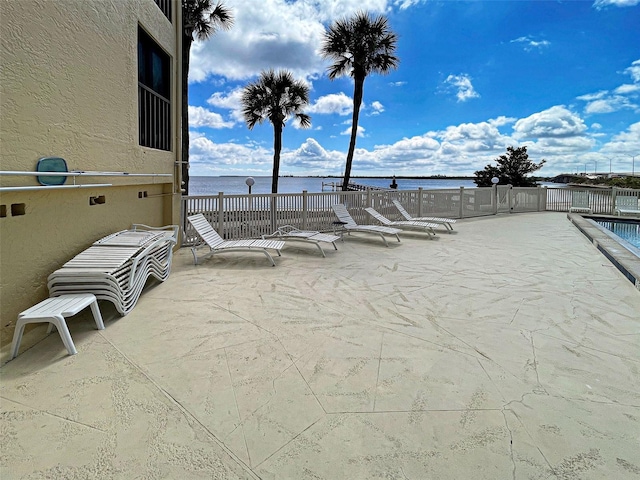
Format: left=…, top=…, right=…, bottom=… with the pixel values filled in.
left=567, top=213, right=640, bottom=292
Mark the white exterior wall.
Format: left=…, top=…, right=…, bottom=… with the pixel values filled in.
left=0, top=0, right=182, bottom=346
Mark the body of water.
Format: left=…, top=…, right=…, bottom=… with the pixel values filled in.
left=189, top=176, right=479, bottom=195
left=595, top=218, right=640, bottom=249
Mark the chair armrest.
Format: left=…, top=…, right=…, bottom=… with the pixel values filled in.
left=132, top=223, right=179, bottom=241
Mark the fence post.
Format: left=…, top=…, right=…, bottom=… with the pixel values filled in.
left=270, top=193, right=277, bottom=232
left=217, top=192, right=225, bottom=236
left=302, top=190, right=308, bottom=230
left=508, top=185, right=513, bottom=213
left=366, top=188, right=372, bottom=207
left=459, top=187, right=464, bottom=218
left=180, top=197, right=187, bottom=246
left=418, top=187, right=423, bottom=216
left=538, top=186, right=545, bottom=211
left=611, top=187, right=617, bottom=215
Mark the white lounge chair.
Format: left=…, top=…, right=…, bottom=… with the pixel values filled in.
left=262, top=225, right=340, bottom=257
left=365, top=207, right=438, bottom=238
left=569, top=191, right=592, bottom=214
left=391, top=199, right=456, bottom=232
left=614, top=195, right=640, bottom=216
left=187, top=213, right=285, bottom=266
left=331, top=204, right=401, bottom=247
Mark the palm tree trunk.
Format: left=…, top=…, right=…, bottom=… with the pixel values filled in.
left=181, top=35, right=192, bottom=196
left=272, top=122, right=283, bottom=194
left=342, top=76, right=364, bottom=191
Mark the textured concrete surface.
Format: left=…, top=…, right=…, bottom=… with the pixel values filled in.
left=2, top=212, right=639, bottom=479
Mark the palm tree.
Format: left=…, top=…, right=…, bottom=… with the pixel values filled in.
left=181, top=0, right=233, bottom=195
left=241, top=70, right=311, bottom=194
left=321, top=11, right=399, bottom=191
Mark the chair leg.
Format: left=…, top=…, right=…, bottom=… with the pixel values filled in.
left=262, top=250, right=276, bottom=266
left=51, top=315, right=77, bottom=355
left=10, top=321, right=26, bottom=359
left=89, top=300, right=105, bottom=330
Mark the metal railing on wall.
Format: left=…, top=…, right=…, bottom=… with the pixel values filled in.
left=0, top=170, right=172, bottom=193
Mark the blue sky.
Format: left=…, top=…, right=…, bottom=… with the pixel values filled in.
left=187, top=0, right=640, bottom=178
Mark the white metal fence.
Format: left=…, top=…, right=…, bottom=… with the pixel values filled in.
left=545, top=186, right=640, bottom=214
left=180, top=185, right=551, bottom=245
left=180, top=185, right=639, bottom=245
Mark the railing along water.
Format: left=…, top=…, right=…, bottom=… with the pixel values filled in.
left=181, top=186, right=551, bottom=245
left=546, top=187, right=640, bottom=214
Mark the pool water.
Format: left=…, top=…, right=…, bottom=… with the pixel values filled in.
left=596, top=219, right=640, bottom=249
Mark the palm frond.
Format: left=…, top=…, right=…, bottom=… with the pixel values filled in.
left=240, top=69, right=311, bottom=130
left=320, top=10, right=399, bottom=80
left=183, top=0, right=234, bottom=41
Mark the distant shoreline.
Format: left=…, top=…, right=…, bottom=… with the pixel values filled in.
left=215, top=175, right=475, bottom=180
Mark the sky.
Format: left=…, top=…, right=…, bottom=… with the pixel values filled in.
left=187, top=0, right=640, bottom=178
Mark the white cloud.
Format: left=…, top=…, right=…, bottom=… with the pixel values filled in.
left=600, top=122, right=640, bottom=156
left=440, top=120, right=510, bottom=145
left=190, top=135, right=272, bottom=171
left=369, top=101, right=385, bottom=115
left=307, top=93, right=353, bottom=115
left=283, top=138, right=345, bottom=172
left=188, top=0, right=394, bottom=84
left=614, top=84, right=640, bottom=94
left=206, top=89, right=245, bottom=123
left=188, top=106, right=236, bottom=129
left=341, top=125, right=366, bottom=137
left=511, top=36, right=551, bottom=52
left=624, top=59, right=640, bottom=83
left=444, top=74, right=480, bottom=102
left=188, top=109, right=631, bottom=177
left=489, top=116, right=517, bottom=127
left=576, top=60, right=640, bottom=115
left=393, top=0, right=424, bottom=9
left=584, top=97, right=629, bottom=114
left=593, top=0, right=640, bottom=9
left=576, top=91, right=608, bottom=102
left=389, top=81, right=407, bottom=87
left=514, top=106, right=588, bottom=139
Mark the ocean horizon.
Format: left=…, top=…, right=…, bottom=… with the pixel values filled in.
left=189, top=176, right=480, bottom=195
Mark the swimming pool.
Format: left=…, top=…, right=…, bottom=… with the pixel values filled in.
left=595, top=218, right=640, bottom=249
left=568, top=214, right=640, bottom=289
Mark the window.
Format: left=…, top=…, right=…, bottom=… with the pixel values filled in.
left=138, top=27, right=171, bottom=151
left=154, top=0, right=172, bottom=22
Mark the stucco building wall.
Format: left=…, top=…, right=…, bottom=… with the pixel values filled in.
left=0, top=0, right=182, bottom=346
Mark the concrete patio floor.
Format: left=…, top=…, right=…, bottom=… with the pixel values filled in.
left=1, top=212, right=639, bottom=479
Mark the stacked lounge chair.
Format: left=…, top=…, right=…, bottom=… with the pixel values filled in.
left=48, top=225, right=178, bottom=315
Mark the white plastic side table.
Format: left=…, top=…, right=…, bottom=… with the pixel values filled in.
left=10, top=293, right=104, bottom=358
